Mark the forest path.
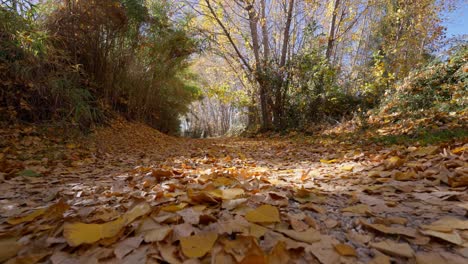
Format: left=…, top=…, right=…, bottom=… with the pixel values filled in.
left=1, top=121, right=467, bottom=263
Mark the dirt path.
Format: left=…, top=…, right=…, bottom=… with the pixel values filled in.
left=0, top=122, right=467, bottom=263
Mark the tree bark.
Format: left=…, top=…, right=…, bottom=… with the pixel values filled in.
left=273, top=0, right=295, bottom=128
left=326, top=0, right=340, bottom=61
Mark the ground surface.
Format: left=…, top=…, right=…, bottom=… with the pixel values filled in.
left=0, top=120, right=467, bottom=264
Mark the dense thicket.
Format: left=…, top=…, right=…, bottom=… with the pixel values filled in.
left=0, top=0, right=199, bottom=133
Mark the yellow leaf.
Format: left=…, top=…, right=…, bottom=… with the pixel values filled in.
left=394, top=171, right=416, bottom=181
left=180, top=232, right=218, bottom=258
left=249, top=224, right=268, bottom=238
left=384, top=156, right=404, bottom=169
left=188, top=189, right=221, bottom=204
left=210, top=188, right=245, bottom=200
left=452, top=146, right=466, bottom=154
left=245, top=205, right=280, bottom=223
left=212, top=177, right=238, bottom=187
left=7, top=208, right=47, bottom=225
left=341, top=165, right=354, bottom=172
left=267, top=241, right=290, bottom=264
left=63, top=218, right=125, bottom=247
left=123, top=202, right=151, bottom=224
left=160, top=203, right=188, bottom=212
left=0, top=237, right=21, bottom=262
left=334, top=243, right=357, bottom=257
left=320, top=159, right=339, bottom=164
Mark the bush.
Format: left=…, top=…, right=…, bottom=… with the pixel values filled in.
left=378, top=45, right=467, bottom=119
left=0, top=6, right=102, bottom=128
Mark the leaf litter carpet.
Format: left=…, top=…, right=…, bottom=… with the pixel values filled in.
left=0, top=121, right=467, bottom=264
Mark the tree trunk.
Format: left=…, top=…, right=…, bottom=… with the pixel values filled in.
left=326, top=0, right=340, bottom=61
left=273, top=0, right=295, bottom=129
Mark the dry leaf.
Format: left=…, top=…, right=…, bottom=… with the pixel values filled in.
left=371, top=240, right=414, bottom=258
left=7, top=208, right=47, bottom=225
left=180, top=232, right=218, bottom=258
left=64, top=218, right=125, bottom=247
left=415, top=252, right=445, bottom=264
left=245, top=205, right=280, bottom=223
left=300, top=203, right=326, bottom=214
left=160, top=203, right=188, bottom=212
left=394, top=171, right=417, bottom=181
left=384, top=156, right=404, bottom=169
left=114, top=236, right=143, bottom=259
left=268, top=241, right=290, bottom=264
left=422, top=217, right=468, bottom=232
left=334, top=243, right=357, bottom=257
left=249, top=224, right=268, bottom=238
left=144, top=226, right=172, bottom=242
left=419, top=229, right=463, bottom=245
left=0, top=237, right=21, bottom=262
left=342, top=204, right=372, bottom=215
left=361, top=220, right=417, bottom=237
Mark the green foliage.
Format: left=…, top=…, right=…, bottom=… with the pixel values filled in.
left=378, top=45, right=467, bottom=118
left=1, top=1, right=200, bottom=134
left=370, top=127, right=468, bottom=146
left=0, top=6, right=101, bottom=128
left=283, top=50, right=359, bottom=128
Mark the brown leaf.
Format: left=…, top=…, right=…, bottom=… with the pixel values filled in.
left=0, top=237, right=22, bottom=263
left=370, top=240, right=414, bottom=258
left=361, top=220, right=417, bottom=237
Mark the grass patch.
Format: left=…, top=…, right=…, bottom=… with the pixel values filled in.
left=369, top=127, right=468, bottom=146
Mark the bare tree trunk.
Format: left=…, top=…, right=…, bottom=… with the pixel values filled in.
left=246, top=1, right=272, bottom=130
left=273, top=0, right=294, bottom=128
left=260, top=0, right=269, bottom=66
left=326, top=0, right=340, bottom=61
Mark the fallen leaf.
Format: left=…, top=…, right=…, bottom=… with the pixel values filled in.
left=370, top=240, right=414, bottom=258
left=0, top=237, right=21, bottom=262
left=114, top=236, right=143, bottom=259
left=245, top=205, right=280, bottom=223
left=123, top=202, right=151, bottom=224
left=7, top=208, right=47, bottom=225
left=342, top=204, right=372, bottom=215
left=300, top=203, right=326, bottom=214
left=210, top=188, right=245, bottom=200
left=384, top=156, right=404, bottom=169
left=394, top=171, right=417, bottom=181
left=361, top=220, right=417, bottom=237
left=268, top=241, right=290, bottom=264
left=180, top=232, right=218, bottom=258
left=334, top=243, right=357, bottom=257
left=144, top=226, right=172, bottom=242
left=422, top=217, right=468, bottom=232
left=160, top=203, right=188, bottom=212
left=419, top=229, right=463, bottom=245
left=415, top=252, right=445, bottom=264
left=64, top=218, right=125, bottom=247
left=320, top=159, right=339, bottom=164
left=249, top=223, right=268, bottom=238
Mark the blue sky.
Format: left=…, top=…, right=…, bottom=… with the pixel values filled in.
left=443, top=3, right=468, bottom=37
